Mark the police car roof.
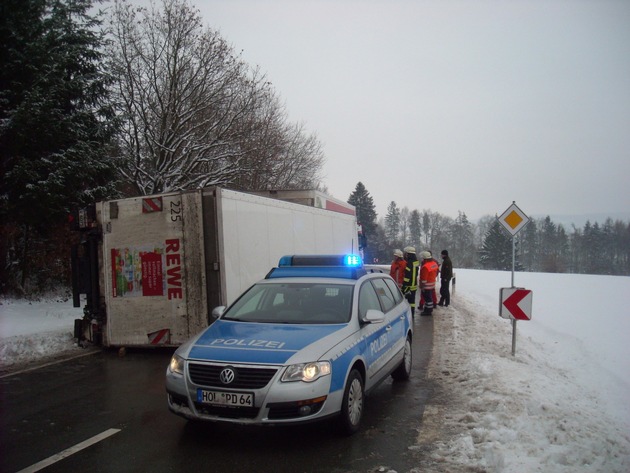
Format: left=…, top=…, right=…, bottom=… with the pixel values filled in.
left=266, top=254, right=367, bottom=280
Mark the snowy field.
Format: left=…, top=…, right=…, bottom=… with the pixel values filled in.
left=422, top=269, right=630, bottom=473
left=1, top=269, right=629, bottom=472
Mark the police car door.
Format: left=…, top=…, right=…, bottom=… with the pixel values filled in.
left=358, top=277, right=396, bottom=387
left=372, top=276, right=407, bottom=372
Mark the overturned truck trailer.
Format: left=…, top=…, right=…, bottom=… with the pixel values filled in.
left=71, top=187, right=360, bottom=347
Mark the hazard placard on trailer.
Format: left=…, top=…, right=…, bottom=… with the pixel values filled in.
left=142, top=197, right=163, bottom=213
left=147, top=328, right=171, bottom=345
left=499, top=287, right=533, bottom=320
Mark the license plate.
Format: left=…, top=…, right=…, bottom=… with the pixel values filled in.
left=197, top=389, right=254, bottom=407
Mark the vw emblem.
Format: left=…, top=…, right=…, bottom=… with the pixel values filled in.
left=219, top=367, right=236, bottom=385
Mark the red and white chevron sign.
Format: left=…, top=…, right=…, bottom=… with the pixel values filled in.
left=500, top=288, right=533, bottom=321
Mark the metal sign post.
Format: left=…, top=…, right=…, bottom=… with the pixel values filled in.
left=512, top=316, right=517, bottom=355
left=497, top=202, right=532, bottom=356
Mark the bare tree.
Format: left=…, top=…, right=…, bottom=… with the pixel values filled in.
left=108, top=0, right=314, bottom=195
left=235, top=108, right=324, bottom=190
left=421, top=210, right=451, bottom=251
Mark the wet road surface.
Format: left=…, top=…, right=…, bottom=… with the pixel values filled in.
left=0, top=315, right=435, bottom=473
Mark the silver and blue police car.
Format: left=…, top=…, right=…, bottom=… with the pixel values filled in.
left=166, top=254, right=413, bottom=434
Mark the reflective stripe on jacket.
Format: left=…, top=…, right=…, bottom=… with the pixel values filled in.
left=402, top=260, right=419, bottom=291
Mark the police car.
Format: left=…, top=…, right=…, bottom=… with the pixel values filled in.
left=166, top=254, right=413, bottom=434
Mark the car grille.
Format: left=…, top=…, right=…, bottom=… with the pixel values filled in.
left=188, top=362, right=278, bottom=389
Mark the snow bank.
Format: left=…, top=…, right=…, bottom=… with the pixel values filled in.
left=422, top=270, right=630, bottom=473
left=0, top=297, right=84, bottom=369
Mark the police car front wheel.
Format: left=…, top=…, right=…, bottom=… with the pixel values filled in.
left=339, top=369, right=364, bottom=435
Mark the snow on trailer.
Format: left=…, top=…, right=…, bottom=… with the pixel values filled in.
left=71, top=187, right=359, bottom=348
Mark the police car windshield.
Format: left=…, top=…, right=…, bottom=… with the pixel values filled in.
left=222, top=283, right=353, bottom=324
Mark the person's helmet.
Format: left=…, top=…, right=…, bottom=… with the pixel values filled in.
left=393, top=249, right=403, bottom=258
left=420, top=251, right=432, bottom=260
left=403, top=246, right=416, bottom=254
left=441, top=250, right=449, bottom=256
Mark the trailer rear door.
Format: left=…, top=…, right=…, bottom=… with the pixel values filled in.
left=99, top=191, right=207, bottom=346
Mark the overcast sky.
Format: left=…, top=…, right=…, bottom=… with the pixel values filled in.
left=166, top=0, right=630, bottom=221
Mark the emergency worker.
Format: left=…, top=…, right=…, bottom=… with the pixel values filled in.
left=401, top=247, right=419, bottom=313
left=389, top=249, right=406, bottom=287
left=419, top=250, right=439, bottom=310
left=438, top=249, right=453, bottom=307
left=419, top=251, right=439, bottom=316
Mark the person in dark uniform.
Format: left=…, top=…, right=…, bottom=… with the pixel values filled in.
left=438, top=250, right=453, bottom=307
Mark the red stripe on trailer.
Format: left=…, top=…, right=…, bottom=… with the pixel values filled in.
left=148, top=329, right=170, bottom=345
left=142, top=197, right=163, bottom=213
left=325, top=200, right=355, bottom=216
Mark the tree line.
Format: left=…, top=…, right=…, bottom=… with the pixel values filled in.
left=348, top=182, right=630, bottom=276
left=1, top=0, right=325, bottom=294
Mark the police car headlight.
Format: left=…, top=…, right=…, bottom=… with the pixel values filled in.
left=282, top=361, right=331, bottom=383
left=169, top=354, right=185, bottom=375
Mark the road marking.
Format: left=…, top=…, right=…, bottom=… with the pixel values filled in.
left=16, top=428, right=121, bottom=473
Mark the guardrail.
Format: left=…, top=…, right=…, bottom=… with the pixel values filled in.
left=363, top=264, right=390, bottom=273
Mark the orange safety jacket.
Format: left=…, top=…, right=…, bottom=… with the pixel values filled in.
left=389, top=259, right=406, bottom=286
left=420, top=260, right=439, bottom=291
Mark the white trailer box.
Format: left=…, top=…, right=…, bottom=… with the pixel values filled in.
left=249, top=189, right=356, bottom=216
left=74, top=187, right=358, bottom=347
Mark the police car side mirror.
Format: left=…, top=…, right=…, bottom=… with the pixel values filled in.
left=362, top=309, right=385, bottom=324
left=210, top=306, right=226, bottom=323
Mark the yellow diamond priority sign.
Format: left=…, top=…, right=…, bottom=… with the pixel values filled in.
left=498, top=202, right=529, bottom=236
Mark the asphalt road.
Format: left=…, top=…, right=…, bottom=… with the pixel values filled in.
left=0, top=315, right=435, bottom=473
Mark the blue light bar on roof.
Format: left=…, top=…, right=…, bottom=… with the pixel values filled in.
left=344, top=254, right=361, bottom=267
left=278, top=254, right=363, bottom=268
left=266, top=266, right=363, bottom=279
left=269, top=254, right=365, bottom=280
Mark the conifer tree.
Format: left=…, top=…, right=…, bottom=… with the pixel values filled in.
left=384, top=201, right=401, bottom=244
left=451, top=211, right=476, bottom=267
left=479, top=219, right=520, bottom=271
left=408, top=210, right=422, bottom=252
left=1, top=0, right=118, bottom=228
left=0, top=0, right=117, bottom=292
left=348, top=182, right=377, bottom=259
